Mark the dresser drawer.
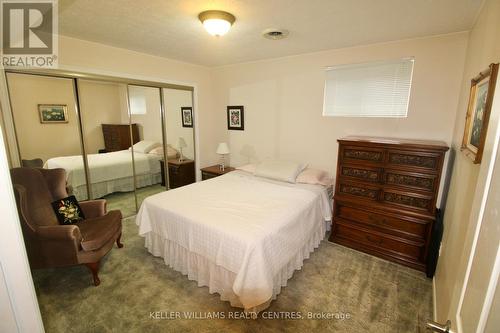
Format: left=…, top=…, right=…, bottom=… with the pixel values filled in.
left=384, top=169, right=437, bottom=192
left=334, top=222, right=425, bottom=261
left=386, top=150, right=441, bottom=172
left=335, top=203, right=428, bottom=240
left=381, top=188, right=434, bottom=213
left=168, top=165, right=179, bottom=175
left=337, top=181, right=380, bottom=201
left=341, top=146, right=385, bottom=165
left=340, top=164, right=382, bottom=183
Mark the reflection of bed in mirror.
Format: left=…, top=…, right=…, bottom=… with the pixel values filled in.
left=45, top=145, right=178, bottom=200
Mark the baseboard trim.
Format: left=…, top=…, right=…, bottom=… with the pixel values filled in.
left=433, top=276, right=437, bottom=320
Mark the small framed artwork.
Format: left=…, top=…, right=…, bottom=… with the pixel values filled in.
left=38, top=104, right=68, bottom=123
left=461, top=63, right=499, bottom=164
left=181, top=107, right=193, bottom=128
left=227, top=105, right=244, bottom=130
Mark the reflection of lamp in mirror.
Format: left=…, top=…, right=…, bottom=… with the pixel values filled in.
left=216, top=142, right=230, bottom=171
left=178, top=137, right=187, bottom=162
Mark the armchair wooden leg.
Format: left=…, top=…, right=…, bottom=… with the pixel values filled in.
left=84, top=262, right=101, bottom=286
left=116, top=232, right=124, bottom=248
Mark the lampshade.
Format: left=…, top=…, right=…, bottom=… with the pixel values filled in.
left=198, top=10, right=235, bottom=36
left=216, top=142, right=230, bottom=155
left=178, top=137, right=187, bottom=148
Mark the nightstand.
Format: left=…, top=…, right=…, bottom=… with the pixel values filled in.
left=160, top=159, right=195, bottom=189
left=201, top=165, right=235, bottom=180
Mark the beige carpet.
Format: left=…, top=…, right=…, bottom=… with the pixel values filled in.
left=104, top=184, right=165, bottom=218
left=33, top=216, right=432, bottom=332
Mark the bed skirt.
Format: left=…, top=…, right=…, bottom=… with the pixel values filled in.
left=73, top=172, right=161, bottom=200
left=143, top=219, right=329, bottom=313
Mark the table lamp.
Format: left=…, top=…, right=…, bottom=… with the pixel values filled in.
left=216, top=142, right=230, bottom=171
left=178, top=137, right=187, bottom=162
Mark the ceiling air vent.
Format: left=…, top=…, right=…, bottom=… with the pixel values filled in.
left=262, top=28, right=289, bottom=40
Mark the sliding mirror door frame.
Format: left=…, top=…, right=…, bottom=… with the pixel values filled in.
left=125, top=84, right=140, bottom=212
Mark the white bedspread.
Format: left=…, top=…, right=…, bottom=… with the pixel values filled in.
left=136, top=171, right=332, bottom=310
left=45, top=150, right=160, bottom=188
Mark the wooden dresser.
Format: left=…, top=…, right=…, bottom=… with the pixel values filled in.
left=201, top=165, right=236, bottom=180
left=330, top=136, right=448, bottom=271
left=101, top=124, right=140, bottom=152
left=160, top=159, right=195, bottom=189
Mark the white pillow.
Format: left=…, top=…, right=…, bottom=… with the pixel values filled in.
left=149, top=146, right=179, bottom=159
left=148, top=146, right=163, bottom=155
left=296, top=168, right=333, bottom=186
left=255, top=160, right=307, bottom=183
left=130, top=140, right=161, bottom=154
left=236, top=163, right=257, bottom=174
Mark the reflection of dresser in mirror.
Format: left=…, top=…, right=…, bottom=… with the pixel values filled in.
left=159, top=159, right=195, bottom=189
left=101, top=124, right=140, bottom=152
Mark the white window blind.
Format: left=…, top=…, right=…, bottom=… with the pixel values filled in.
left=129, top=95, right=147, bottom=115
left=323, top=58, right=414, bottom=117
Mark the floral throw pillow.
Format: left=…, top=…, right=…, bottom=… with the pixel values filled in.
left=51, top=195, right=85, bottom=225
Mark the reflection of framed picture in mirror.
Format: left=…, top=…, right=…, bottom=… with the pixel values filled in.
left=181, top=107, right=193, bottom=128
left=227, top=105, right=244, bottom=130
left=461, top=63, right=498, bottom=164
left=38, top=104, right=68, bottom=123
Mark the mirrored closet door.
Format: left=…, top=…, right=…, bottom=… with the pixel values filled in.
left=162, top=87, right=195, bottom=190
left=78, top=79, right=137, bottom=217
left=6, top=73, right=89, bottom=199
left=127, top=85, right=165, bottom=209
left=5, top=70, right=196, bottom=218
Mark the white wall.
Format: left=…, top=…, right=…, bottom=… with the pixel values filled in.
left=213, top=33, right=468, bottom=205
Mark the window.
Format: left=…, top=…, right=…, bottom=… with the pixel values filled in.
left=323, top=58, right=414, bottom=118
left=129, top=94, right=147, bottom=115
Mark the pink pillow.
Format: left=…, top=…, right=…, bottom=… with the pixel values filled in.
left=296, top=168, right=333, bottom=186
left=236, top=163, right=257, bottom=174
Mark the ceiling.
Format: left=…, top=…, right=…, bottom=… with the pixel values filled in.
left=59, top=0, right=483, bottom=67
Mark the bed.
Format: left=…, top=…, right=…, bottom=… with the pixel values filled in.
left=136, top=170, right=332, bottom=312
left=45, top=150, right=164, bottom=200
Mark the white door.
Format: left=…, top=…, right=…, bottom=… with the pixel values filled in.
left=455, top=141, right=500, bottom=333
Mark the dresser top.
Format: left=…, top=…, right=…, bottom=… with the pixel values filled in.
left=166, top=158, right=194, bottom=166
left=338, top=136, right=449, bottom=151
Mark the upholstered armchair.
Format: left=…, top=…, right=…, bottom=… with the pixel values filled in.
left=10, top=167, right=123, bottom=286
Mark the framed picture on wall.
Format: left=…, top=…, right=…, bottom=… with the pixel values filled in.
left=181, top=107, right=193, bottom=128
left=461, top=63, right=499, bottom=164
left=38, top=104, right=68, bottom=123
left=227, top=105, right=244, bottom=130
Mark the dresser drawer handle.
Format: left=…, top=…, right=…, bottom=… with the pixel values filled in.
left=365, top=235, right=383, bottom=245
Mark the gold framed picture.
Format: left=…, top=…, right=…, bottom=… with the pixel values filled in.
left=461, top=63, right=499, bottom=164
left=38, top=104, right=68, bottom=123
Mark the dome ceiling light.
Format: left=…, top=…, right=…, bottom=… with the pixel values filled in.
left=198, top=10, right=236, bottom=37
